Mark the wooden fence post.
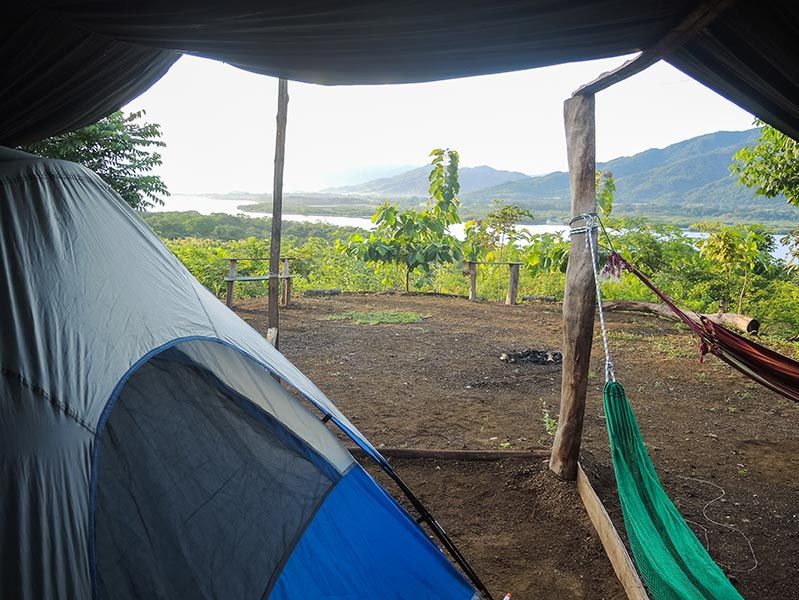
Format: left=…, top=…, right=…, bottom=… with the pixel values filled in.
left=280, top=257, right=291, bottom=307
left=468, top=262, right=478, bottom=301
left=225, top=259, right=238, bottom=308
left=506, top=263, right=520, bottom=306
left=550, top=93, right=597, bottom=481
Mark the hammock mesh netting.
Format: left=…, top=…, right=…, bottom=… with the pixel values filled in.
left=603, top=381, right=744, bottom=600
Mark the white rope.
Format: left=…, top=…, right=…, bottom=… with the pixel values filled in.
left=678, top=475, right=759, bottom=573
left=570, top=213, right=615, bottom=383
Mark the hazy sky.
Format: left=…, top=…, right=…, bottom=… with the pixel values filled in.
left=125, top=54, right=755, bottom=194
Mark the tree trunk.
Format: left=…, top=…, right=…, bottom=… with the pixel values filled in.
left=720, top=269, right=730, bottom=313
left=738, top=270, right=748, bottom=314
left=710, top=312, right=760, bottom=334
left=603, top=300, right=760, bottom=334
left=506, top=263, right=520, bottom=306
left=225, top=258, right=238, bottom=308
left=280, top=257, right=291, bottom=307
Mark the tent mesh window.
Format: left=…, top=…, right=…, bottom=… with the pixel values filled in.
left=94, top=348, right=338, bottom=599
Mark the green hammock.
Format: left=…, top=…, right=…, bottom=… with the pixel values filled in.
left=604, top=381, right=744, bottom=600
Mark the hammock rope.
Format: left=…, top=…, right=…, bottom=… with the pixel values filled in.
left=571, top=213, right=744, bottom=600
left=570, top=213, right=615, bottom=382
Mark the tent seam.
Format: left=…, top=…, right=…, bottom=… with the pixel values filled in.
left=0, top=171, right=97, bottom=188
left=0, top=366, right=96, bottom=434
left=190, top=281, right=219, bottom=337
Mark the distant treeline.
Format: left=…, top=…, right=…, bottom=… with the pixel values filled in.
left=141, top=211, right=367, bottom=243
left=227, top=195, right=797, bottom=230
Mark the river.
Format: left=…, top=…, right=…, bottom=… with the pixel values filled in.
left=152, top=194, right=792, bottom=261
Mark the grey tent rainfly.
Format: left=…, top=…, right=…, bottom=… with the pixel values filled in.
left=0, top=147, right=487, bottom=599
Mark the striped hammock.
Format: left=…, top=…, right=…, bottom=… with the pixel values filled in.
left=609, top=252, right=799, bottom=403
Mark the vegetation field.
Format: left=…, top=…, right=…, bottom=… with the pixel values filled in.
left=142, top=210, right=799, bottom=340
left=23, top=92, right=799, bottom=599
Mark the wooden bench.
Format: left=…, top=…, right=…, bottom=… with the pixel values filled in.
left=464, top=261, right=522, bottom=305
left=224, top=257, right=292, bottom=308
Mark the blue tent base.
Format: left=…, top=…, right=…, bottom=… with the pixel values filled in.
left=271, top=465, right=477, bottom=600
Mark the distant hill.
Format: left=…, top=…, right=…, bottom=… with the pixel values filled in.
left=230, top=128, right=796, bottom=227
left=319, top=164, right=417, bottom=189
left=324, top=165, right=530, bottom=196
left=463, top=128, right=794, bottom=224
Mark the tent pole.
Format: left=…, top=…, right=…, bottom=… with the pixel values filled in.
left=268, top=79, right=289, bottom=349
left=549, top=93, right=597, bottom=481
left=381, top=464, right=495, bottom=599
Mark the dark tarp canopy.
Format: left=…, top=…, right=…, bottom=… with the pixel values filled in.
left=669, top=1, right=799, bottom=146
left=2, top=0, right=799, bottom=146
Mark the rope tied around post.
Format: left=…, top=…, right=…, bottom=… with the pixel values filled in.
left=568, top=213, right=748, bottom=599
left=569, top=212, right=615, bottom=383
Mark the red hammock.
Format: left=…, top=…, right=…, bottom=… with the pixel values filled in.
left=609, top=252, right=799, bottom=403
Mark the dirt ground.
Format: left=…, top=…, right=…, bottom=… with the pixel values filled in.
left=236, top=293, right=799, bottom=599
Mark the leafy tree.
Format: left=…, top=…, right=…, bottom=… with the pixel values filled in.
left=343, top=149, right=463, bottom=291
left=142, top=211, right=366, bottom=243
left=158, top=216, right=799, bottom=338
left=731, top=120, right=799, bottom=206
left=782, top=228, right=799, bottom=272
left=464, top=201, right=534, bottom=261
left=695, top=222, right=776, bottom=312
left=732, top=122, right=799, bottom=267
left=606, top=218, right=694, bottom=275
left=510, top=170, right=614, bottom=273
left=523, top=233, right=570, bottom=275
left=19, top=110, right=168, bottom=211
left=596, top=170, right=616, bottom=216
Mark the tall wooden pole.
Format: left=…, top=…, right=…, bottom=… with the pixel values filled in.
left=550, top=93, right=597, bottom=481
left=268, top=79, right=289, bottom=349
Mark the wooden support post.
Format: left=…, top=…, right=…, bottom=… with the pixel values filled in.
left=506, top=263, right=520, bottom=306
left=225, top=259, right=238, bottom=308
left=468, top=262, right=478, bottom=301
left=550, top=93, right=597, bottom=481
left=268, top=79, right=289, bottom=350
left=574, top=0, right=733, bottom=97
left=280, top=257, right=291, bottom=307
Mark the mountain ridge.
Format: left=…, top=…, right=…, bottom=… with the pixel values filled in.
left=229, top=128, right=796, bottom=226
left=463, top=129, right=770, bottom=220
left=323, top=164, right=530, bottom=196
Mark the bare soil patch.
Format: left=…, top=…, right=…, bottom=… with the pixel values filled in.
left=236, top=293, right=799, bottom=599
left=364, top=456, right=624, bottom=600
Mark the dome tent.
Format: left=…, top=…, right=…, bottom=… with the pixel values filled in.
left=0, top=147, right=482, bottom=599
